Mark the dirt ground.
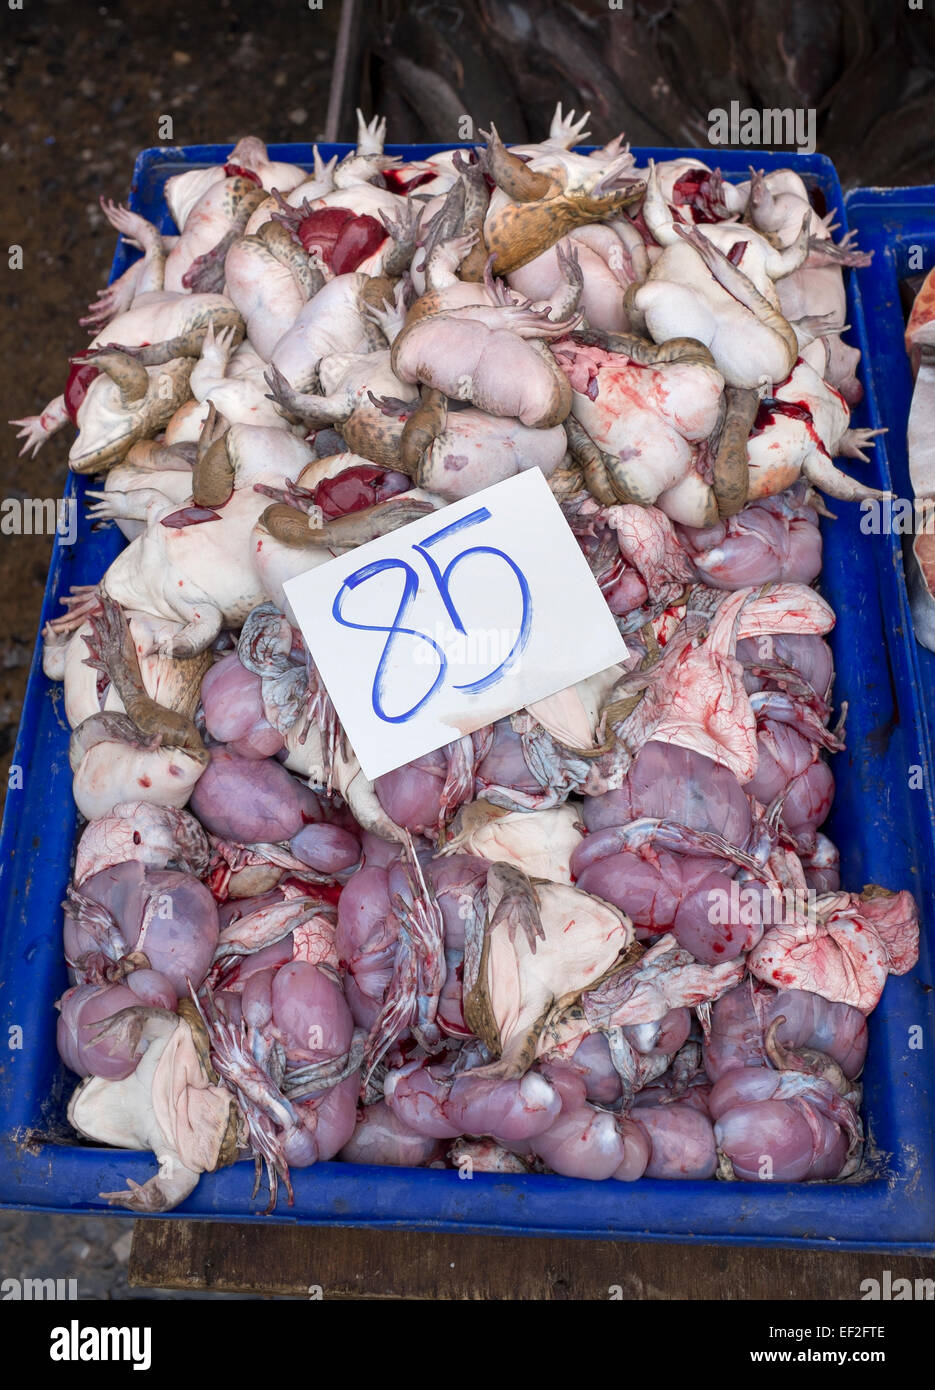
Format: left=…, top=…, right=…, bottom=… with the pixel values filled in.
left=0, top=0, right=338, bottom=793
left=0, top=0, right=337, bottom=1297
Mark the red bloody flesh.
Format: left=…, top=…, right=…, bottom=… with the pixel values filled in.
left=297, top=207, right=387, bottom=273
left=297, top=206, right=354, bottom=255
left=64, top=361, right=102, bottom=424
left=751, top=397, right=830, bottom=457
left=382, top=168, right=436, bottom=195
left=223, top=163, right=261, bottom=184
left=671, top=169, right=722, bottom=224
left=160, top=507, right=223, bottom=529
left=331, top=214, right=388, bottom=274
left=313, top=464, right=409, bottom=519
left=279, top=876, right=343, bottom=907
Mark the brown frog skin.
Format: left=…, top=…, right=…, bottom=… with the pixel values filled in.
left=712, top=386, right=759, bottom=518
left=451, top=152, right=491, bottom=283
left=182, top=179, right=271, bottom=292
left=264, top=334, right=418, bottom=469
left=340, top=395, right=411, bottom=467
left=480, top=124, right=646, bottom=276
left=398, top=388, right=448, bottom=478
left=82, top=594, right=208, bottom=759
left=67, top=353, right=196, bottom=475
left=260, top=493, right=436, bottom=550
left=191, top=404, right=235, bottom=508
left=413, top=160, right=490, bottom=287
left=564, top=413, right=622, bottom=506
left=481, top=129, right=558, bottom=203
left=265, top=362, right=411, bottom=469
left=254, top=218, right=325, bottom=299
left=572, top=326, right=717, bottom=371
left=166, top=174, right=273, bottom=293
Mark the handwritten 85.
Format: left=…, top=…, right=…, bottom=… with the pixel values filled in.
left=286, top=468, right=628, bottom=781
left=332, top=506, right=532, bottom=724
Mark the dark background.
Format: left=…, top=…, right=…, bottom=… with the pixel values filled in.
left=2, top=0, right=934, bottom=1297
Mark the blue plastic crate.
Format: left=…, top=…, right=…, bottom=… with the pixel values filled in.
left=1, top=144, right=934, bottom=1249
left=844, top=186, right=935, bottom=714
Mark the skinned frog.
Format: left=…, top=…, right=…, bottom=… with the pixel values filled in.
left=641, top=160, right=812, bottom=293
left=391, top=239, right=579, bottom=429
left=45, top=595, right=210, bottom=734
left=68, top=1001, right=239, bottom=1212
left=555, top=333, right=726, bottom=528
left=78, top=199, right=178, bottom=333
left=267, top=270, right=390, bottom=390
left=167, top=175, right=270, bottom=294
left=734, top=168, right=871, bottom=405
left=63, top=596, right=209, bottom=819
left=164, top=134, right=314, bottom=293
left=223, top=219, right=325, bottom=362
left=369, top=387, right=569, bottom=502
left=629, top=218, right=801, bottom=391
left=480, top=123, right=646, bottom=276
left=744, top=346, right=889, bottom=505
left=86, top=419, right=316, bottom=658
left=84, top=439, right=196, bottom=542
left=509, top=227, right=649, bottom=337
left=12, top=216, right=243, bottom=469
left=67, top=294, right=252, bottom=476
left=163, top=135, right=308, bottom=234
left=185, top=324, right=302, bottom=434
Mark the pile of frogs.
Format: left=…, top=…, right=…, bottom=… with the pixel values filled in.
left=13, top=109, right=919, bottom=1210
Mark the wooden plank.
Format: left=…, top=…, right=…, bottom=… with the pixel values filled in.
left=129, top=1221, right=935, bottom=1300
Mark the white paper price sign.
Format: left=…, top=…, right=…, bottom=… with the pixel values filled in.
left=284, top=469, right=628, bottom=780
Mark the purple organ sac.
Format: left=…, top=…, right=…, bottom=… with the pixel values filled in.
left=339, top=1100, right=446, bottom=1167
left=291, top=823, right=361, bottom=874
left=189, top=746, right=320, bottom=842
left=335, top=864, right=400, bottom=1029
left=710, top=1069, right=854, bottom=1181
left=200, top=653, right=284, bottom=758
left=704, top=983, right=868, bottom=1082
left=582, top=741, right=752, bottom=844
left=69, top=861, right=219, bottom=995
left=56, top=981, right=174, bottom=1079
left=630, top=1101, right=718, bottom=1179
left=374, top=749, right=448, bottom=835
